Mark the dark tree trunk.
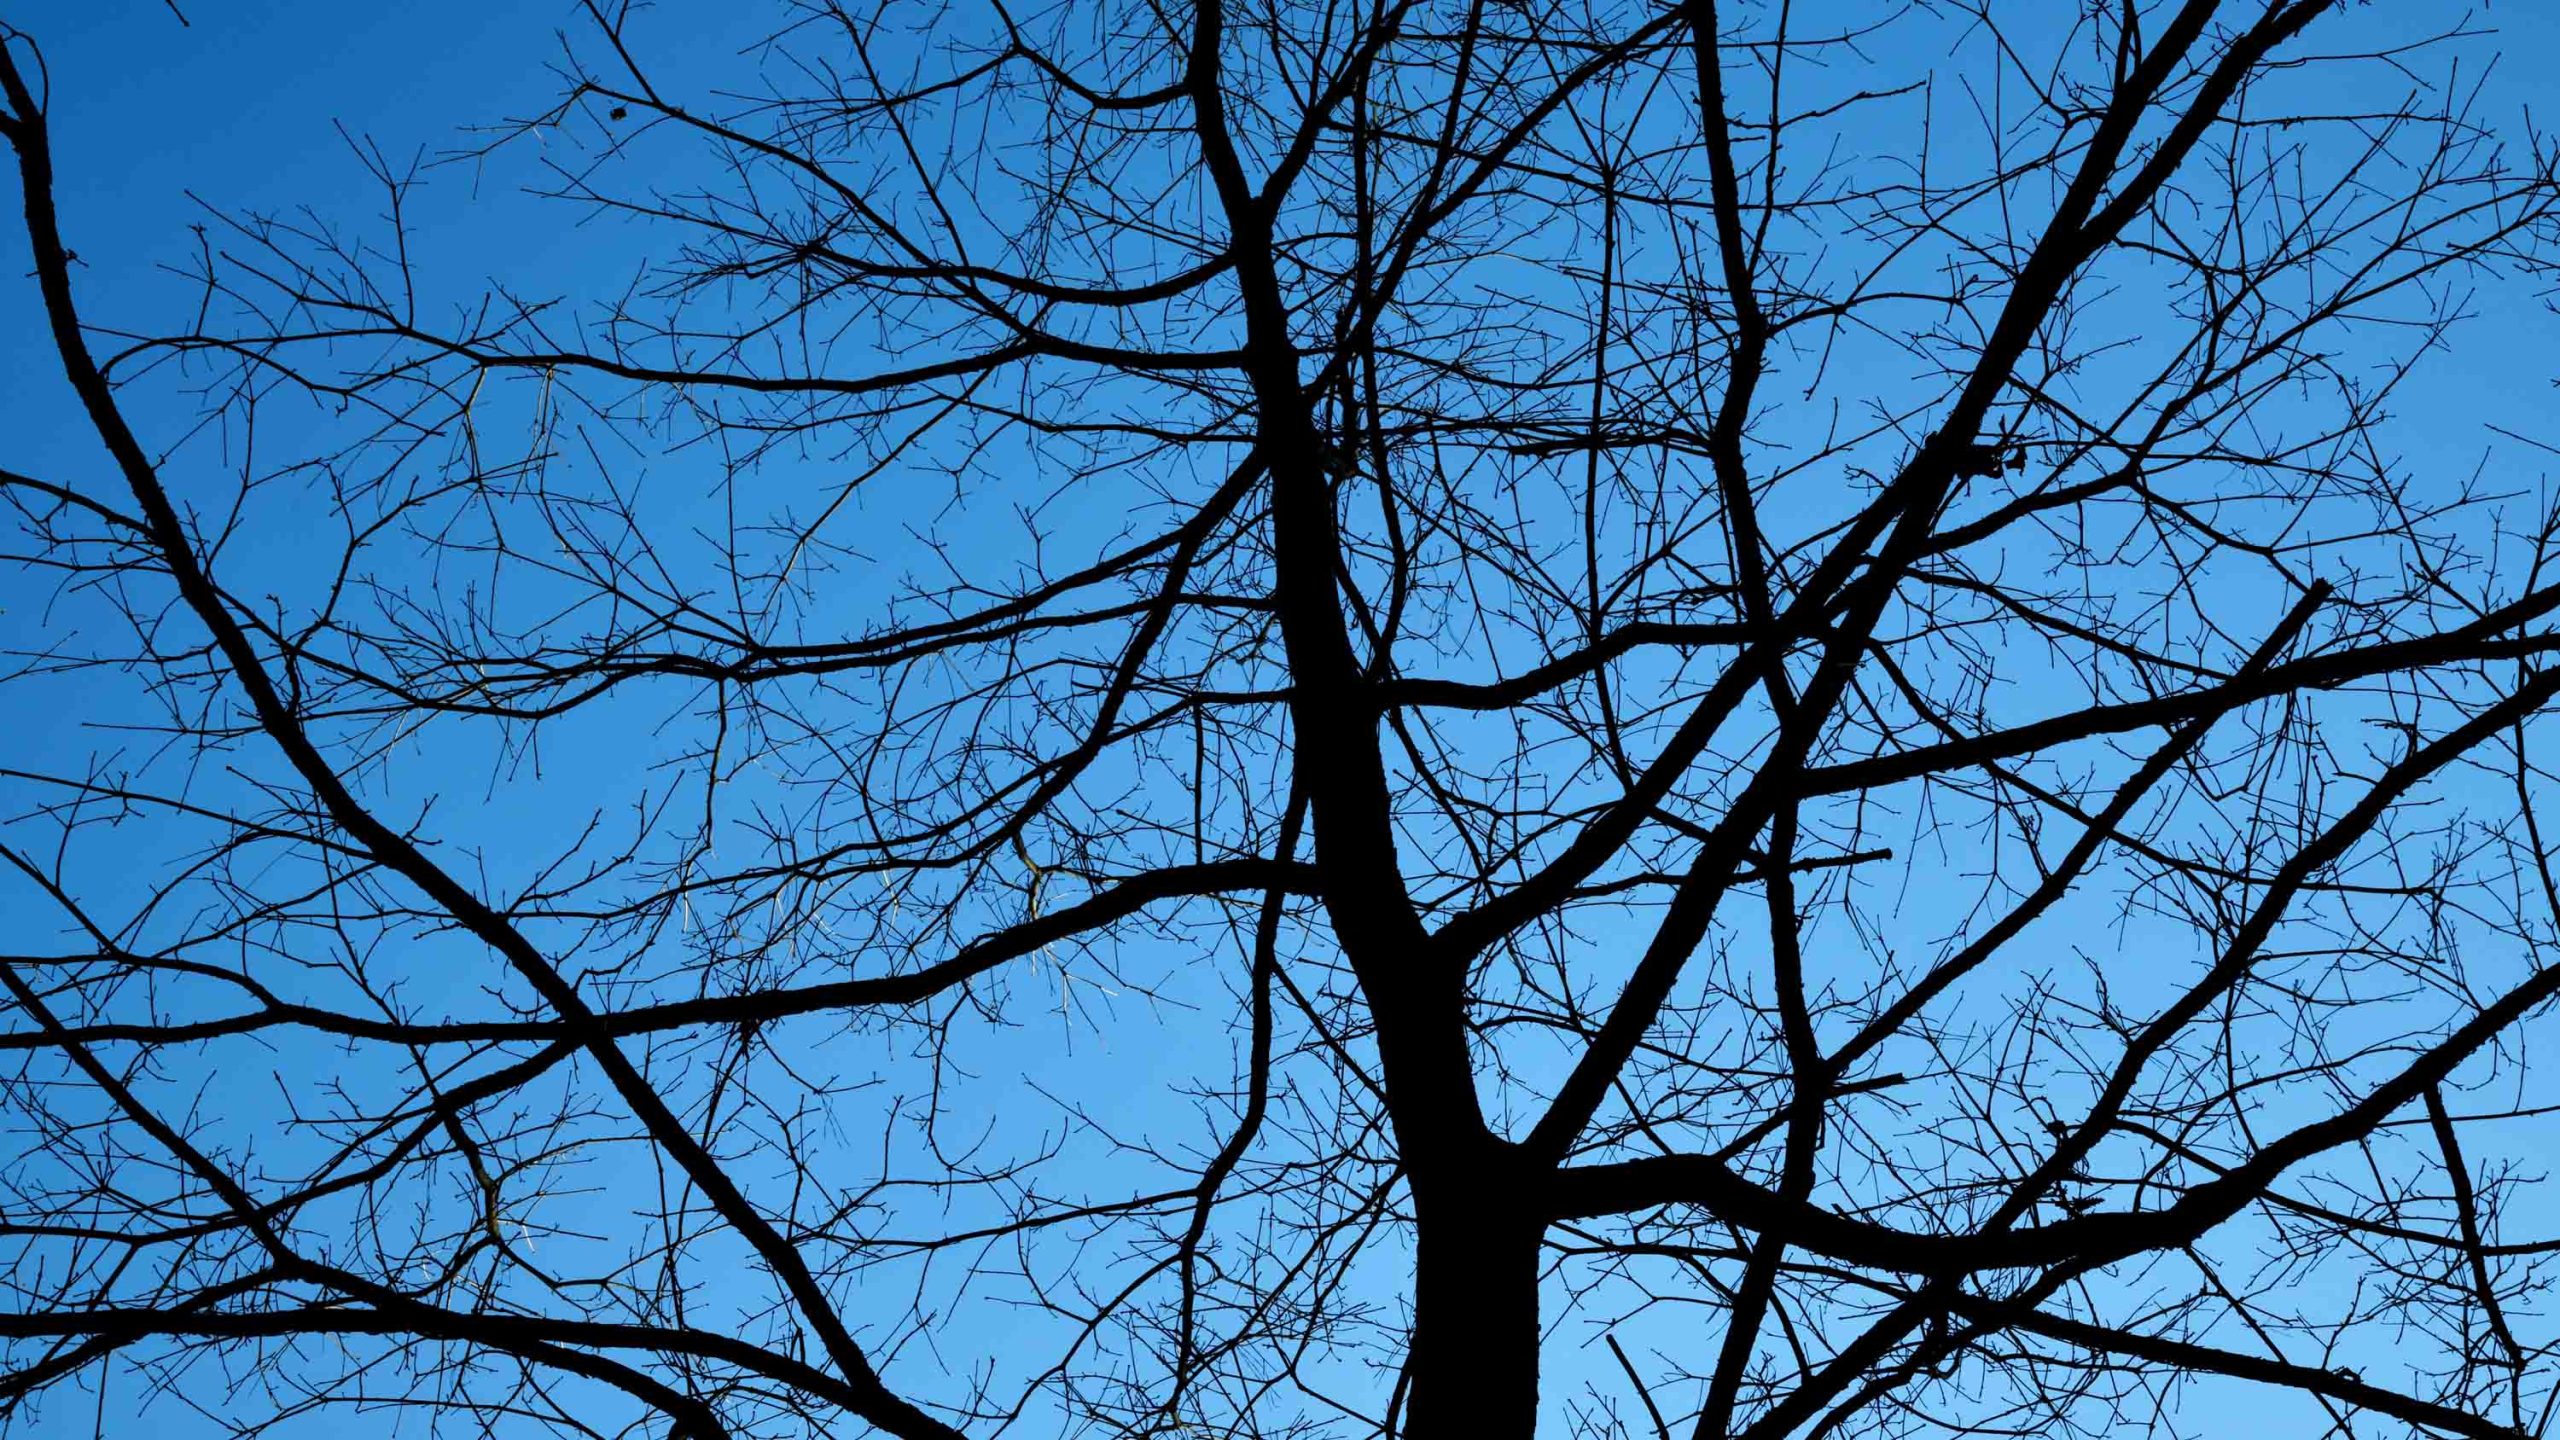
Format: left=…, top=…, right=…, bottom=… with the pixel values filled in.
left=1404, top=1193, right=1542, bottom=1438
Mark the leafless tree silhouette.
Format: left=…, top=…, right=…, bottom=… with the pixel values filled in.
left=7, top=2, right=2560, bottom=1437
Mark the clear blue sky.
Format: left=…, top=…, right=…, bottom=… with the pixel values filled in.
left=9, top=3, right=2560, bottom=1438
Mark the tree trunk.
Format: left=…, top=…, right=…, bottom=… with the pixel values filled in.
left=1404, top=1196, right=1542, bottom=1438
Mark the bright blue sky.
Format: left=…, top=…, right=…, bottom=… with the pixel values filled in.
left=0, top=7, right=1351, bottom=1434
left=10, top=3, right=2560, bottom=1438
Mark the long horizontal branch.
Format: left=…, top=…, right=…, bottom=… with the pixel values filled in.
left=0, top=858, right=1319, bottom=1051
left=1805, top=609, right=2560, bottom=797
left=0, top=1303, right=872, bottom=1419
left=1957, top=1297, right=2518, bottom=1440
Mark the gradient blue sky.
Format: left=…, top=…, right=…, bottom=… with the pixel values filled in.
left=10, top=3, right=2560, bottom=1438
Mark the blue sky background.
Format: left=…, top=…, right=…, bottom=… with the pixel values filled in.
left=10, top=3, right=2560, bottom=1438
left=0, top=6, right=1367, bottom=1434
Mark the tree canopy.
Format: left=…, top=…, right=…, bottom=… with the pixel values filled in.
left=6, top=2, right=2560, bottom=1437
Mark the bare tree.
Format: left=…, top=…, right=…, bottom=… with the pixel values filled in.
left=6, top=2, right=2560, bottom=1437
